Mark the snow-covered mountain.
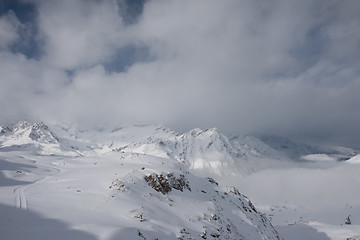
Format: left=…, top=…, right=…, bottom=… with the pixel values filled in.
left=1, top=120, right=360, bottom=239
left=0, top=121, right=77, bottom=156
left=0, top=121, right=294, bottom=176
left=1, top=121, right=263, bottom=175
left=0, top=121, right=284, bottom=240
left=117, top=127, right=262, bottom=176
left=1, top=121, right=358, bottom=175
left=258, top=135, right=322, bottom=159
left=0, top=121, right=59, bottom=145
left=258, top=135, right=357, bottom=162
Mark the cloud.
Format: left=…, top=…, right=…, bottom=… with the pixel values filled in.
left=37, top=0, right=130, bottom=70
left=228, top=162, right=360, bottom=224
left=0, top=10, right=21, bottom=49
left=0, top=0, right=359, bottom=147
left=0, top=50, right=70, bottom=123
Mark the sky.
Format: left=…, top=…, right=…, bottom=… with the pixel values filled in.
left=0, top=0, right=359, bottom=147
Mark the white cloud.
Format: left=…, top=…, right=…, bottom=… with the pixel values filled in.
left=0, top=11, right=21, bottom=49
left=0, top=0, right=360, bottom=146
left=228, top=162, right=360, bottom=224
left=37, top=0, right=129, bottom=70
left=0, top=50, right=69, bottom=123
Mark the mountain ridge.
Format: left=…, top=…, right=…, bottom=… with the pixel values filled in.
left=1, top=120, right=358, bottom=174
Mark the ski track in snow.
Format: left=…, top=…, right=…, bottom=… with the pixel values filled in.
left=14, top=185, right=27, bottom=210
left=13, top=156, right=62, bottom=210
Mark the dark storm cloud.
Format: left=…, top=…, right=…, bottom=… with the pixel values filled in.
left=0, top=0, right=359, bottom=147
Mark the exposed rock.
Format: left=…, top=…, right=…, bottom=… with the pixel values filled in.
left=0, top=125, right=13, bottom=135
left=207, top=177, right=219, bottom=185
left=145, top=173, right=191, bottom=194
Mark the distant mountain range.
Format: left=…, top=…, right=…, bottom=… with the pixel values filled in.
left=1, top=121, right=357, bottom=175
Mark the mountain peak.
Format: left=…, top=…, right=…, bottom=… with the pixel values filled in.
left=0, top=121, right=64, bottom=155
left=205, top=127, right=220, bottom=133
left=14, top=120, right=32, bottom=130
left=188, top=128, right=203, bottom=136
left=13, top=120, right=49, bottom=131
left=187, top=127, right=221, bottom=136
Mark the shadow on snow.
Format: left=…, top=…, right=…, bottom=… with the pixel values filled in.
left=0, top=157, right=35, bottom=186
left=277, top=223, right=332, bottom=240
left=0, top=203, right=97, bottom=240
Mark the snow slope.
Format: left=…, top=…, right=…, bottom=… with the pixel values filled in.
left=1, top=121, right=359, bottom=240
left=0, top=121, right=282, bottom=240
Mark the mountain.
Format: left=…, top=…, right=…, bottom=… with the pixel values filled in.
left=106, top=153, right=282, bottom=240
left=1, top=120, right=359, bottom=239
left=0, top=121, right=77, bottom=156
left=1, top=121, right=358, bottom=174
left=348, top=154, right=360, bottom=164
left=118, top=127, right=258, bottom=176
left=258, top=135, right=324, bottom=160
left=259, top=135, right=358, bottom=162
left=10, top=122, right=271, bottom=175
left=0, top=121, right=57, bottom=144
left=0, top=121, right=283, bottom=240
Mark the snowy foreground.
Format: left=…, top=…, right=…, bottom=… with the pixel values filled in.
left=1, top=121, right=360, bottom=239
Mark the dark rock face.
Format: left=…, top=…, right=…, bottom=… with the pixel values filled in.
left=144, top=173, right=191, bottom=194
left=0, top=126, right=13, bottom=135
